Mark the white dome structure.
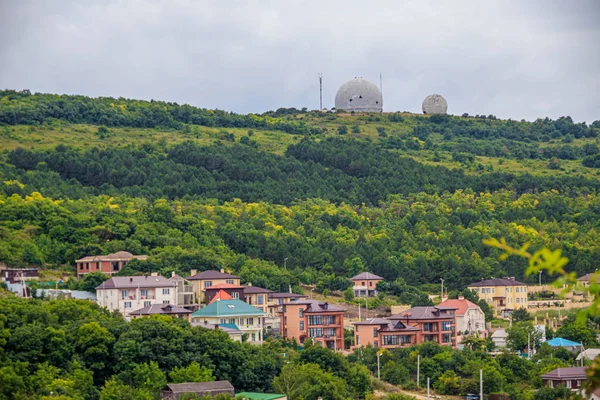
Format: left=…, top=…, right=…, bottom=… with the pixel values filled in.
left=335, top=78, right=383, bottom=113
left=422, top=94, right=448, bottom=115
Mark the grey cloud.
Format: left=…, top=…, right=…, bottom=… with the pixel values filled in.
left=0, top=0, right=599, bottom=122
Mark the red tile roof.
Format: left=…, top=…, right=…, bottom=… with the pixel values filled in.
left=209, top=289, right=233, bottom=303
left=437, top=298, right=481, bottom=316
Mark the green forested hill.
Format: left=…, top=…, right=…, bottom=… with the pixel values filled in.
left=1, top=89, right=599, bottom=291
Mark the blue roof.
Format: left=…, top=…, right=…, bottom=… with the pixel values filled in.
left=191, top=299, right=266, bottom=318
left=547, top=337, right=582, bottom=347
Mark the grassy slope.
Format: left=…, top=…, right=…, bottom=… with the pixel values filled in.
left=1, top=112, right=599, bottom=179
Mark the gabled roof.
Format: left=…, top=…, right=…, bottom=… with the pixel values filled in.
left=209, top=289, right=232, bottom=303
left=95, top=275, right=175, bottom=290
left=547, top=337, right=582, bottom=347
left=187, top=270, right=240, bottom=280
left=191, top=299, right=266, bottom=318
left=468, top=277, right=526, bottom=287
left=289, top=299, right=345, bottom=313
left=352, top=318, right=418, bottom=332
left=77, top=251, right=147, bottom=263
left=351, top=272, right=384, bottom=281
left=129, top=304, right=191, bottom=315
left=576, top=348, right=600, bottom=361
left=236, top=392, right=287, bottom=400
left=269, top=292, right=307, bottom=299
left=243, top=286, right=274, bottom=294
left=162, top=381, right=233, bottom=393
left=389, top=306, right=453, bottom=320
left=577, top=272, right=600, bottom=283
left=491, top=329, right=507, bottom=338
left=191, top=321, right=243, bottom=334
left=352, top=318, right=391, bottom=325
left=541, top=367, right=586, bottom=379
left=438, top=298, right=481, bottom=316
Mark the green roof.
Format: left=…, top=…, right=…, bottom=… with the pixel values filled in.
left=191, top=299, right=266, bottom=318
left=236, top=393, right=286, bottom=400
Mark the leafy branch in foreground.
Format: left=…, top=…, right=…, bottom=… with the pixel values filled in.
left=483, top=238, right=600, bottom=392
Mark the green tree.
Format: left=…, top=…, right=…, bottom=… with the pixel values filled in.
left=169, top=362, right=215, bottom=384
left=381, top=360, right=409, bottom=386
left=273, top=363, right=350, bottom=400
left=434, top=370, right=460, bottom=395
left=132, top=362, right=167, bottom=395
left=100, top=378, right=153, bottom=400
left=352, top=125, right=361, bottom=134
left=343, top=287, right=355, bottom=302
left=532, top=384, right=572, bottom=400
left=79, top=271, right=110, bottom=292
left=511, top=308, right=532, bottom=322
left=337, top=125, right=348, bottom=135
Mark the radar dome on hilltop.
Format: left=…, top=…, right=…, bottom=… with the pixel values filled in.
left=422, top=94, right=448, bottom=115
left=335, top=78, right=383, bottom=113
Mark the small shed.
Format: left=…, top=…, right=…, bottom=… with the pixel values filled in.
left=161, top=381, right=234, bottom=399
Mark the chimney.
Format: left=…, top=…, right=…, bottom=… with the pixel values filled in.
left=289, top=284, right=292, bottom=294
left=247, top=282, right=252, bottom=287
left=190, top=269, right=197, bottom=276
left=171, top=271, right=176, bottom=278
left=220, top=268, right=225, bottom=273
left=151, top=272, right=158, bottom=277
left=458, top=296, right=464, bottom=300
left=129, top=277, right=133, bottom=283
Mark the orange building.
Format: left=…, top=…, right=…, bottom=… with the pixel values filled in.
left=76, top=251, right=147, bottom=277
left=351, top=272, right=384, bottom=297
left=353, top=306, right=457, bottom=349
left=280, top=300, right=345, bottom=350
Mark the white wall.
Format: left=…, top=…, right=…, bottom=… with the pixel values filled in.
left=97, top=286, right=176, bottom=317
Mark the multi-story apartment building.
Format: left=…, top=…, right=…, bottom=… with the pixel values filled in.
left=467, top=277, right=528, bottom=318
left=169, top=273, right=195, bottom=308
left=243, top=285, right=273, bottom=313
left=353, top=306, right=457, bottom=349
left=280, top=300, right=345, bottom=350
left=438, top=296, right=486, bottom=338
left=266, top=292, right=308, bottom=316
left=76, top=251, right=147, bottom=277
left=96, top=274, right=176, bottom=317
left=350, top=272, right=384, bottom=297
left=187, top=270, right=241, bottom=303
left=191, top=299, right=266, bottom=344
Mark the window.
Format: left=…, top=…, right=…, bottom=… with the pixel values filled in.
left=79, top=264, right=83, bottom=270
left=516, top=298, right=520, bottom=304
left=441, top=321, right=453, bottom=331
left=362, top=281, right=365, bottom=286
left=516, top=287, right=520, bottom=293
left=163, top=300, right=170, bottom=304
left=382, top=335, right=398, bottom=345
left=204, top=281, right=212, bottom=288
left=124, top=302, right=132, bottom=309
left=299, top=308, right=304, bottom=318
left=232, top=292, right=239, bottom=299
left=284, top=316, right=287, bottom=325
left=226, top=280, right=234, bottom=284
left=247, top=318, right=254, bottom=326
left=374, top=340, right=378, bottom=348
left=442, top=333, right=452, bottom=343
left=308, top=328, right=324, bottom=337
left=369, top=281, right=373, bottom=287
left=86, top=263, right=90, bottom=270
left=163, top=288, right=170, bottom=295
left=220, top=318, right=226, bottom=324
left=325, top=328, right=336, bottom=337
left=300, top=321, right=304, bottom=331
left=141, top=289, right=148, bottom=297
left=257, top=295, right=263, bottom=305
left=400, top=335, right=412, bottom=345
left=325, top=315, right=336, bottom=325
left=144, top=301, right=151, bottom=307
left=492, top=288, right=495, bottom=293
left=112, top=262, right=119, bottom=271
left=373, top=327, right=378, bottom=337
left=566, top=380, right=571, bottom=389
left=356, top=336, right=360, bottom=345
left=121, top=290, right=128, bottom=299
left=229, top=318, right=235, bottom=324
left=308, top=315, right=323, bottom=325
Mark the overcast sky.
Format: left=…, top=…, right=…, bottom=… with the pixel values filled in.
left=1, top=0, right=599, bottom=122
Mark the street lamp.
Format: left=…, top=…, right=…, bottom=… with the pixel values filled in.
left=376, top=349, right=385, bottom=379
left=538, top=270, right=542, bottom=286
left=284, top=257, right=288, bottom=269
left=440, top=278, right=445, bottom=300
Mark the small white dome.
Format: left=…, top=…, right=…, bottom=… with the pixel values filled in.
left=335, top=78, right=383, bottom=113
left=422, top=94, right=448, bottom=115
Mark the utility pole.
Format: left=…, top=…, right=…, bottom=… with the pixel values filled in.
left=479, top=369, right=483, bottom=400
left=528, top=332, right=531, bottom=360
left=318, top=73, right=323, bottom=110
left=365, top=297, right=368, bottom=320
left=539, top=270, right=542, bottom=286
left=440, top=278, right=444, bottom=301
left=427, top=377, right=430, bottom=399
left=377, top=351, right=382, bottom=379
left=358, top=302, right=361, bottom=320
left=284, top=257, right=288, bottom=269
left=417, top=354, right=420, bottom=388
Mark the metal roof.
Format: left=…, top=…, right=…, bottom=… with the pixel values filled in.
left=163, top=381, right=233, bottom=393
left=187, top=270, right=240, bottom=280
left=95, top=275, right=176, bottom=290
left=468, top=277, right=526, bottom=287
left=191, top=299, right=266, bottom=318
left=129, top=304, right=191, bottom=315
left=350, top=272, right=384, bottom=281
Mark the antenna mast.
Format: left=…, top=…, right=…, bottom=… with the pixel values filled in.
left=318, top=73, right=323, bottom=110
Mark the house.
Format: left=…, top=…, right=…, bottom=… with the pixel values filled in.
left=187, top=269, right=241, bottom=303
left=490, top=329, right=508, bottom=348
left=209, top=289, right=233, bottom=303
left=243, top=285, right=274, bottom=313
left=577, top=272, right=599, bottom=287
left=541, top=367, right=587, bottom=391
left=191, top=299, right=266, bottom=343
left=236, top=393, right=287, bottom=400
left=576, top=348, right=600, bottom=361
left=169, top=273, right=195, bottom=307
left=129, top=304, right=192, bottom=321
left=389, top=306, right=457, bottom=348
left=280, top=300, right=345, bottom=350
left=267, top=292, right=308, bottom=317
left=351, top=272, right=384, bottom=297
left=76, top=251, right=147, bottom=277
left=191, top=321, right=244, bottom=342
left=96, top=274, right=176, bottom=317
left=0, top=267, right=39, bottom=284
left=353, top=318, right=420, bottom=349
left=468, top=277, right=528, bottom=317
left=546, top=337, right=583, bottom=352
left=205, top=283, right=245, bottom=303
left=438, top=296, right=486, bottom=338
left=161, top=381, right=234, bottom=399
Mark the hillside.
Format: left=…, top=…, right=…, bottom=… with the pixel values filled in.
left=1, top=90, right=600, bottom=294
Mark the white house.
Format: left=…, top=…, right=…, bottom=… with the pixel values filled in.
left=491, top=328, right=508, bottom=348
left=438, top=296, right=486, bottom=337
left=96, top=274, right=176, bottom=317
